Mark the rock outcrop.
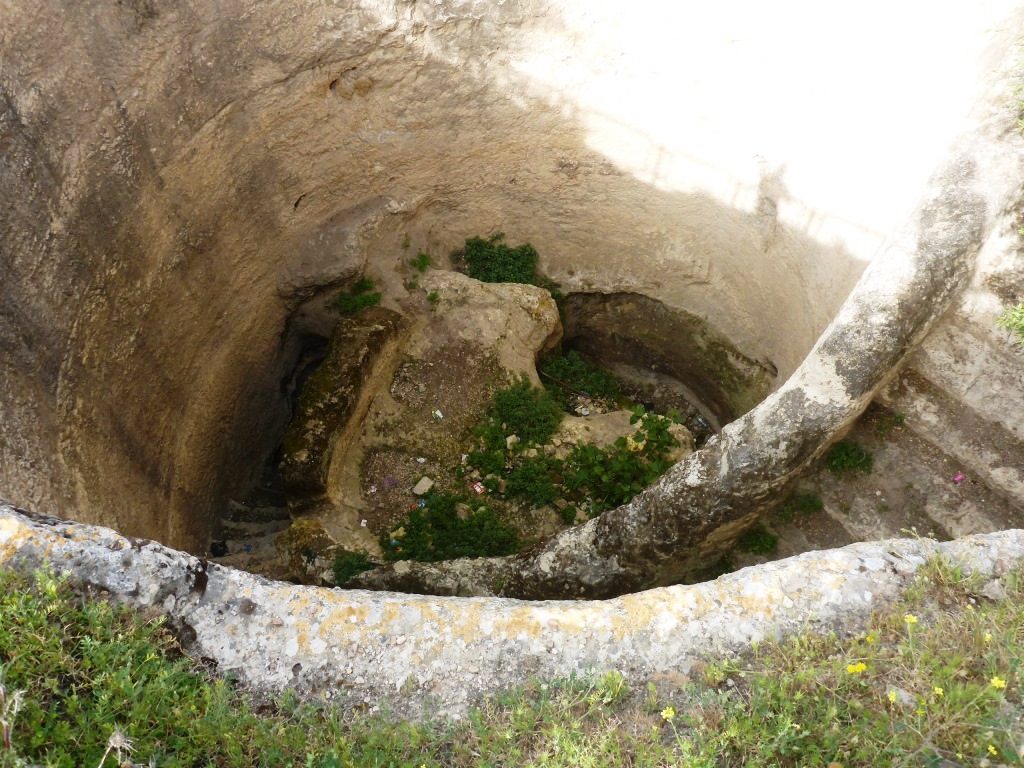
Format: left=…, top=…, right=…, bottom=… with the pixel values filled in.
left=4, top=503, right=1024, bottom=716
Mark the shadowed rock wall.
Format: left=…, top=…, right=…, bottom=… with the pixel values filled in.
left=1, top=0, right=1019, bottom=551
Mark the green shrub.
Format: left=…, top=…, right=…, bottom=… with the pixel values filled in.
left=381, top=492, right=520, bottom=562
left=557, top=503, right=578, bottom=526
left=562, top=412, right=679, bottom=514
left=825, top=439, right=873, bottom=475
left=459, top=233, right=540, bottom=285
left=330, top=277, right=381, bottom=315
left=506, top=455, right=563, bottom=506
left=485, top=377, right=563, bottom=446
left=332, top=550, right=374, bottom=584
left=775, top=491, right=824, bottom=523
left=410, top=252, right=432, bottom=273
left=997, top=302, right=1024, bottom=345
left=539, top=351, right=621, bottom=409
left=736, top=524, right=778, bottom=555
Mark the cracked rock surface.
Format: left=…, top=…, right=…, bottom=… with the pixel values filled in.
left=3, top=503, right=1024, bottom=716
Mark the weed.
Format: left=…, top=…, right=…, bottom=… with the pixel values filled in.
left=735, top=524, right=778, bottom=555
left=562, top=412, right=679, bottom=513
left=825, top=439, right=873, bottom=475
left=465, top=385, right=678, bottom=517
left=381, top=492, right=519, bottom=562
left=483, top=377, right=563, bottom=447
left=457, top=233, right=539, bottom=285
left=410, top=252, right=432, bottom=273
left=426, top=290, right=440, bottom=308
left=505, top=454, right=563, bottom=506
left=997, top=302, right=1024, bottom=345
left=775, top=491, right=824, bottom=523
left=330, top=276, right=381, bottom=315
left=0, top=673, right=23, bottom=759
left=539, top=350, right=621, bottom=410
left=557, top=503, right=578, bottom=526
left=332, top=550, right=374, bottom=584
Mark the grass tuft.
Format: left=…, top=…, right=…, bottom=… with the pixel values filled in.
left=825, top=439, right=873, bottom=476
left=330, top=277, right=381, bottom=315
left=997, top=302, right=1024, bottom=345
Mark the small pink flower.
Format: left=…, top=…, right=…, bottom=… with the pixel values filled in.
left=952, top=472, right=965, bottom=485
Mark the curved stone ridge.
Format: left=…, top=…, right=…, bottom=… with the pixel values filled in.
left=3, top=503, right=1022, bottom=715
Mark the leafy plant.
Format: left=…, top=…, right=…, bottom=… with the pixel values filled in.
left=736, top=524, right=778, bottom=555
left=426, top=290, right=440, bottom=308
left=562, top=412, right=679, bottom=514
left=381, top=492, right=520, bottom=562
left=330, top=276, right=381, bottom=315
left=410, top=252, right=432, bottom=273
left=483, top=377, right=564, bottom=447
left=825, top=439, right=873, bottom=475
left=997, top=302, right=1024, bottom=346
left=506, top=455, right=563, bottom=506
left=332, top=550, right=375, bottom=584
left=458, top=233, right=540, bottom=285
left=557, top=503, right=578, bottom=526
left=539, top=351, right=621, bottom=410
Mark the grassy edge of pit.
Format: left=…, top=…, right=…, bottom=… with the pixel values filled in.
left=2, top=555, right=1023, bottom=767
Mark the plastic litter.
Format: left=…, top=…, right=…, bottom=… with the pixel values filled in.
left=471, top=481, right=486, bottom=495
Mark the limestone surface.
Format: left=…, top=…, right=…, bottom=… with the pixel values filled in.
left=3, top=503, right=1023, bottom=716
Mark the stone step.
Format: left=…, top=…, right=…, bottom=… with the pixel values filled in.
left=224, top=499, right=291, bottom=523
left=218, top=517, right=292, bottom=540
left=805, top=403, right=1022, bottom=545
left=907, top=313, right=1024, bottom=443
left=879, top=371, right=1024, bottom=508
left=210, top=530, right=282, bottom=565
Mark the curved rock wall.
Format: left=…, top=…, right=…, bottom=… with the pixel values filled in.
left=8, top=1, right=1016, bottom=549
left=3, top=503, right=1023, bottom=715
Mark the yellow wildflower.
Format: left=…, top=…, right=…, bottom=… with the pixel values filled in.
left=932, top=686, right=944, bottom=697
left=846, top=662, right=867, bottom=674
left=903, top=614, right=918, bottom=626
left=984, top=632, right=993, bottom=643
left=915, top=707, right=925, bottom=716
left=661, top=706, right=675, bottom=722
left=988, top=744, right=999, bottom=756
left=865, top=633, right=877, bottom=645
left=990, top=676, right=1007, bottom=690
left=887, top=690, right=898, bottom=704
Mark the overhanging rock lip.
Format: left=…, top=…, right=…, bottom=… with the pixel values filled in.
left=3, top=502, right=1024, bottom=716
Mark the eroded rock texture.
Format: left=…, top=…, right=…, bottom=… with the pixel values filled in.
left=1, top=0, right=1022, bottom=587
left=4, top=503, right=1024, bottom=716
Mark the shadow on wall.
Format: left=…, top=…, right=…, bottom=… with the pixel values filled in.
left=0, top=0, right=868, bottom=553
